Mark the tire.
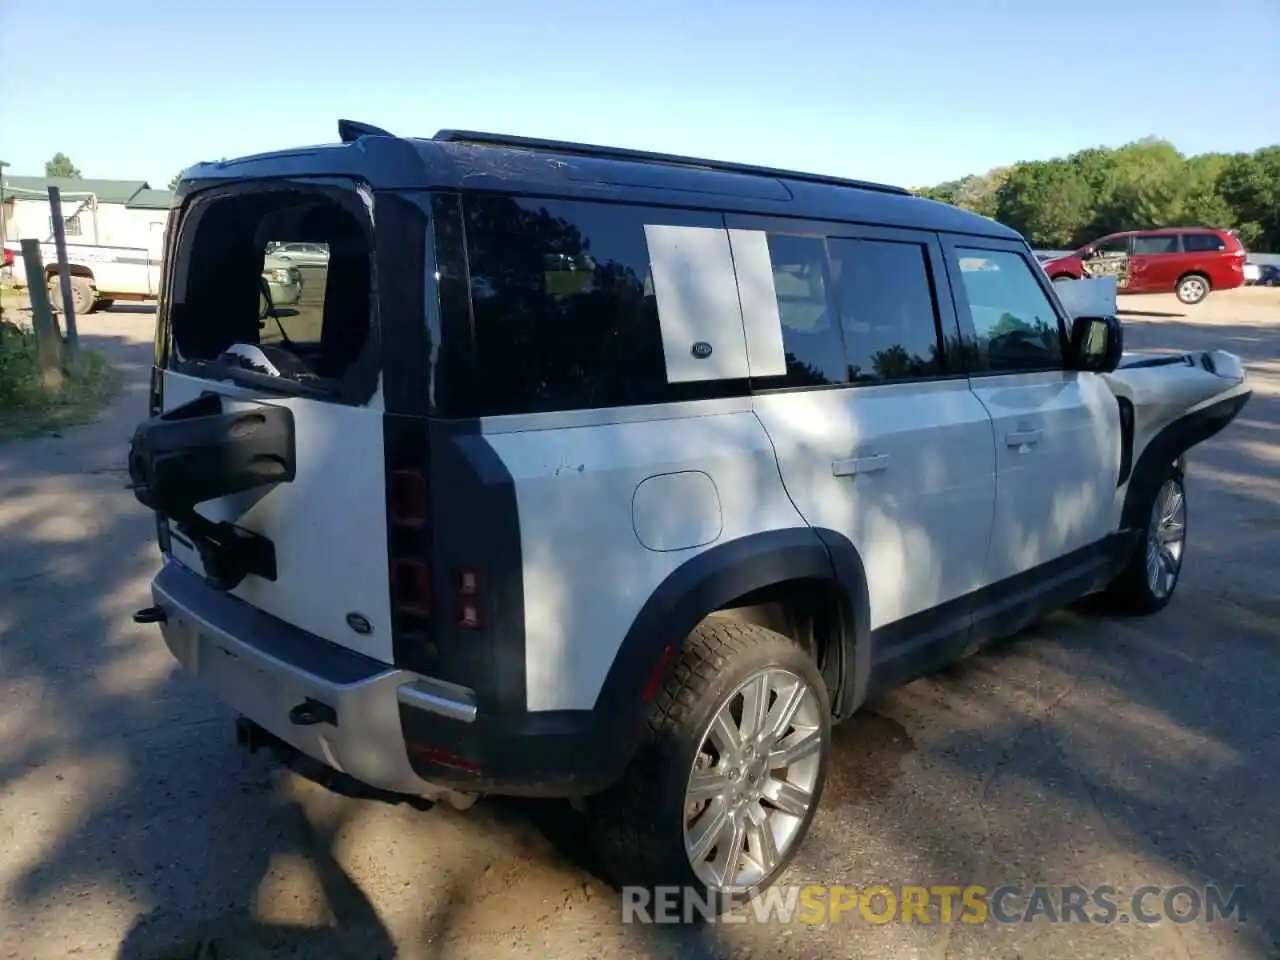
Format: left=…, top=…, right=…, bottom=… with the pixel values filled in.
left=1175, top=273, right=1210, bottom=305
left=1051, top=274, right=1074, bottom=283
left=49, top=275, right=97, bottom=316
left=587, top=620, right=832, bottom=918
left=1099, top=466, right=1187, bottom=615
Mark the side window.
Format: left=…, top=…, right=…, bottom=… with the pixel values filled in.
left=50, top=215, right=83, bottom=237
left=1093, top=236, right=1129, bottom=255
left=1182, top=233, right=1225, bottom=252
left=1132, top=234, right=1179, bottom=254
left=462, top=196, right=719, bottom=416
left=827, top=238, right=944, bottom=382
left=763, top=234, right=846, bottom=386
left=952, top=248, right=1065, bottom=373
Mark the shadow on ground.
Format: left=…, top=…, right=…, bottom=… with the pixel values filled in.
left=1, top=300, right=1277, bottom=959
left=0, top=324, right=758, bottom=960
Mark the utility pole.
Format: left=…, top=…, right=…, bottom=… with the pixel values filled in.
left=19, top=239, right=64, bottom=390
left=47, top=186, right=80, bottom=363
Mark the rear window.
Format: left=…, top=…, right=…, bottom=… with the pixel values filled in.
left=764, top=234, right=845, bottom=386
left=829, top=238, right=944, bottom=382
left=1181, top=233, right=1227, bottom=252
left=455, top=195, right=738, bottom=417
left=165, top=184, right=373, bottom=399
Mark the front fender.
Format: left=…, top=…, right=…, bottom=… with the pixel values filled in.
left=1104, top=350, right=1251, bottom=528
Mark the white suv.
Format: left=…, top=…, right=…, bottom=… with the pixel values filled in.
left=127, top=122, right=1251, bottom=911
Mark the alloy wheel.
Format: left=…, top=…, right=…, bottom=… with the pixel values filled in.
left=682, top=667, right=823, bottom=893
left=1178, top=277, right=1207, bottom=303
left=1146, top=477, right=1186, bottom=599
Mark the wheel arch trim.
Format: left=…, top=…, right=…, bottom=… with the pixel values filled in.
left=1120, top=392, right=1249, bottom=530
left=596, top=526, right=871, bottom=742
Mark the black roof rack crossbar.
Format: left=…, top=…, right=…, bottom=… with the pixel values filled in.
left=432, top=129, right=910, bottom=196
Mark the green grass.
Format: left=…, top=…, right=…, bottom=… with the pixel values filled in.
left=0, top=322, right=123, bottom=441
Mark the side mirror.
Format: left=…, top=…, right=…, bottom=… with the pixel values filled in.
left=1068, top=314, right=1123, bottom=373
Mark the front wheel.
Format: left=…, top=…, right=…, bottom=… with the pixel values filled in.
left=1101, top=468, right=1187, bottom=615
left=588, top=620, right=831, bottom=915
left=1176, top=273, right=1210, bottom=305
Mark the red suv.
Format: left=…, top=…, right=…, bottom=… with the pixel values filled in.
left=1042, top=227, right=1247, bottom=305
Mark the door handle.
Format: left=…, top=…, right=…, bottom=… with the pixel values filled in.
left=832, top=454, right=890, bottom=477
left=1005, top=429, right=1043, bottom=448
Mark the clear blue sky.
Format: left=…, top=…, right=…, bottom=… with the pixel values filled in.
left=2, top=0, right=1277, bottom=189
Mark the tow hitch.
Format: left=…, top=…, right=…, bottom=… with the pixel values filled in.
left=133, top=606, right=167, bottom=625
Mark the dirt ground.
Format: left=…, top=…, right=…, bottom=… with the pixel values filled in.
left=1, top=288, right=1278, bottom=959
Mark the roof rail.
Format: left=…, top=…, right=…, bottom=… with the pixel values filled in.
left=432, top=129, right=910, bottom=196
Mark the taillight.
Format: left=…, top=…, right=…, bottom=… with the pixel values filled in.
left=457, top=568, right=480, bottom=629
left=389, top=469, right=428, bottom=528
left=393, top=557, right=432, bottom=618
left=388, top=468, right=432, bottom=622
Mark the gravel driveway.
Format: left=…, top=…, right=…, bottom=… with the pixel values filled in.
left=1, top=291, right=1277, bottom=960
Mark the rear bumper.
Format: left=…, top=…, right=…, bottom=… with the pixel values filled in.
left=150, top=561, right=628, bottom=799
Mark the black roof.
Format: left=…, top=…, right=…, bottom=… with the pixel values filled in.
left=177, top=120, right=1021, bottom=241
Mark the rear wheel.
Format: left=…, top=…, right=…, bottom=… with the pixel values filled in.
left=588, top=620, right=831, bottom=916
left=1100, top=467, right=1187, bottom=615
left=49, top=274, right=96, bottom=316
left=1051, top=274, right=1073, bottom=283
left=1175, top=273, right=1210, bottom=305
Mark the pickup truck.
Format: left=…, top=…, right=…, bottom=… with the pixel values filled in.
left=3, top=241, right=303, bottom=315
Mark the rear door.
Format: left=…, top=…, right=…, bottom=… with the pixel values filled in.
left=734, top=217, right=997, bottom=652
left=1129, top=233, right=1182, bottom=292
left=155, top=179, right=395, bottom=663
left=1181, top=230, right=1241, bottom=287
left=942, top=238, right=1121, bottom=587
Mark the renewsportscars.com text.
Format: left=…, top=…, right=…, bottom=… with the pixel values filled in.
left=622, top=883, right=1248, bottom=926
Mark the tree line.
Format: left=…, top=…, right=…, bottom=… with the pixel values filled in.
left=914, top=138, right=1280, bottom=253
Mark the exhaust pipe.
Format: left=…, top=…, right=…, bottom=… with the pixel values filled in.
left=234, top=715, right=285, bottom=755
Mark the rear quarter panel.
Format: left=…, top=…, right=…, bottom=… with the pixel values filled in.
left=476, top=400, right=810, bottom=713
left=1207, top=254, right=1246, bottom=291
